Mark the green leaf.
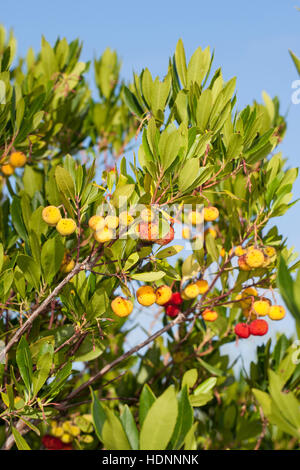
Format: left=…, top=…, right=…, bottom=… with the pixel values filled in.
left=156, top=245, right=183, bottom=259
left=16, top=337, right=33, bottom=396
left=32, top=352, right=52, bottom=397
left=55, top=165, right=75, bottom=200
left=174, top=39, right=187, bottom=88
left=124, top=252, right=139, bottom=271
left=11, top=197, right=28, bottom=243
left=91, top=390, right=107, bottom=441
left=193, top=377, right=217, bottom=395
left=102, top=407, right=131, bottom=450
left=169, top=385, right=193, bottom=450
left=182, top=369, right=198, bottom=389
left=41, top=237, right=65, bottom=284
left=17, top=255, right=41, bottom=290
left=12, top=427, right=31, bottom=450
left=178, top=158, right=200, bottom=192
left=130, top=271, right=165, bottom=282
left=139, top=384, right=156, bottom=428
left=120, top=405, right=139, bottom=450
left=140, top=386, right=178, bottom=450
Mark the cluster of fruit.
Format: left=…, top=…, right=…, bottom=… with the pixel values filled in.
left=43, top=415, right=94, bottom=450
left=234, top=286, right=286, bottom=339
left=237, top=246, right=276, bottom=270
left=0, top=151, right=27, bottom=176
left=182, top=206, right=219, bottom=239
left=42, top=206, right=77, bottom=236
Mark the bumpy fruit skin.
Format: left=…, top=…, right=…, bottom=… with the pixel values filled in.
left=155, top=285, right=172, bottom=305
left=245, top=248, right=265, bottom=268
left=138, top=222, right=159, bottom=241
left=182, top=227, right=191, bottom=239
left=238, top=254, right=251, bottom=271
left=239, top=287, right=258, bottom=308
left=204, top=206, right=219, bottom=222
left=155, top=225, right=174, bottom=246
left=88, top=215, right=105, bottom=231
left=202, top=309, right=218, bottom=322
left=1, top=164, right=14, bottom=176
left=94, top=226, right=113, bottom=243
left=235, top=246, right=245, bottom=257
left=268, top=305, right=286, bottom=320
left=42, top=435, right=64, bottom=450
left=253, top=299, right=271, bottom=317
left=249, top=319, right=268, bottom=336
left=56, top=218, right=77, bottom=236
left=235, top=323, right=250, bottom=338
left=111, top=297, right=133, bottom=317
left=204, top=227, right=217, bottom=239
left=61, top=434, right=72, bottom=444
left=264, top=246, right=276, bottom=258
left=105, top=215, right=119, bottom=229
left=9, top=151, right=27, bottom=168
left=184, top=283, right=200, bottom=299
left=188, top=211, right=203, bottom=226
left=136, top=285, right=156, bottom=306
left=119, top=211, right=134, bottom=226
left=196, top=279, right=209, bottom=294
left=165, top=304, right=180, bottom=317
left=169, top=292, right=183, bottom=306
left=60, top=258, right=75, bottom=274
left=42, top=206, right=62, bottom=226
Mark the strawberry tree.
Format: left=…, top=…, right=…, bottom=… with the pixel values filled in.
left=0, top=27, right=299, bottom=450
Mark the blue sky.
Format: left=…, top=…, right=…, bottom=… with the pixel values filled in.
left=2, top=1, right=300, bottom=366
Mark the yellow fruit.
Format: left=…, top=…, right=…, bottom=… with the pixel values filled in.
left=111, top=297, right=133, bottom=317
left=184, top=283, right=200, bottom=299
left=140, top=207, right=155, bottom=222
left=196, top=279, right=209, bottom=294
left=155, top=285, right=172, bottom=305
left=253, top=299, right=271, bottom=317
left=56, top=218, right=77, bottom=236
left=62, top=421, right=72, bottom=432
left=188, top=211, right=203, bottom=226
left=235, top=246, right=245, bottom=257
left=239, top=287, right=258, bottom=308
left=60, top=258, right=75, bottom=274
left=9, top=151, right=27, bottom=168
left=1, top=164, right=14, bottom=176
left=182, top=227, right=191, bottom=239
left=268, top=305, right=286, bottom=321
left=136, top=285, right=156, bottom=306
left=52, top=426, right=63, bottom=437
left=202, top=309, right=218, bottom=322
left=94, top=226, right=114, bottom=243
left=245, top=248, right=265, bottom=268
left=220, top=247, right=226, bottom=258
left=238, top=254, right=251, bottom=271
left=61, top=433, right=72, bottom=444
left=81, top=435, right=93, bottom=444
left=264, top=246, right=276, bottom=258
left=204, top=206, right=219, bottom=222
left=70, top=425, right=81, bottom=437
left=204, top=228, right=217, bottom=239
left=105, top=215, right=119, bottom=229
left=42, top=206, right=62, bottom=226
left=88, top=215, right=105, bottom=231
left=181, top=291, right=190, bottom=300
left=119, top=211, right=134, bottom=226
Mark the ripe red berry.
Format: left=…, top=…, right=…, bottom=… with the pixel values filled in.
left=249, top=319, right=269, bottom=336
left=234, top=323, right=251, bottom=339
left=165, top=305, right=180, bottom=317
left=42, top=435, right=64, bottom=450
left=169, top=292, right=183, bottom=306
left=155, top=225, right=175, bottom=246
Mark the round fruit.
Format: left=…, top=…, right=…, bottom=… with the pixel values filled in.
left=111, top=297, right=133, bottom=317
left=169, top=292, right=183, bottom=306
left=239, top=287, right=258, bottom=308
left=94, top=226, right=113, bottom=243
left=188, top=210, right=203, bottom=226
left=235, top=246, right=245, bottom=256
left=238, top=254, right=251, bottom=271
left=1, top=164, right=14, bottom=176
left=253, top=299, right=271, bottom=317
left=105, top=215, right=119, bottom=229
left=268, top=305, right=286, bottom=321
left=183, top=283, right=200, bottom=299
left=249, top=319, right=269, bottom=336
left=155, top=285, right=172, bottom=305
left=56, top=218, right=77, bottom=236
left=61, top=434, right=72, bottom=444
left=220, top=247, right=226, bottom=258
left=204, top=227, right=217, bottom=239
left=196, top=279, right=209, bottom=294
left=204, top=206, right=219, bottom=222
left=235, top=323, right=250, bottom=338
left=60, top=258, right=75, bottom=274
left=165, top=305, right=180, bottom=317
left=42, top=206, right=62, bottom=226
left=182, top=227, right=191, bottom=239
left=9, top=151, right=27, bottom=168
left=245, top=248, right=265, bottom=268
left=264, top=246, right=276, bottom=258
left=136, top=286, right=156, bottom=306
left=202, top=309, right=218, bottom=322
left=119, top=211, right=134, bottom=226
left=156, top=225, right=174, bottom=246
left=88, top=215, right=105, bottom=231
left=138, top=222, right=159, bottom=242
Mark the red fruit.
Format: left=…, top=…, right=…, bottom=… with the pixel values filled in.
left=42, top=435, right=64, bottom=450
left=234, top=323, right=250, bottom=339
left=170, top=292, right=183, bottom=306
left=165, top=305, right=180, bottom=317
left=156, top=225, right=175, bottom=246
left=249, top=319, right=269, bottom=336
left=138, top=222, right=159, bottom=242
